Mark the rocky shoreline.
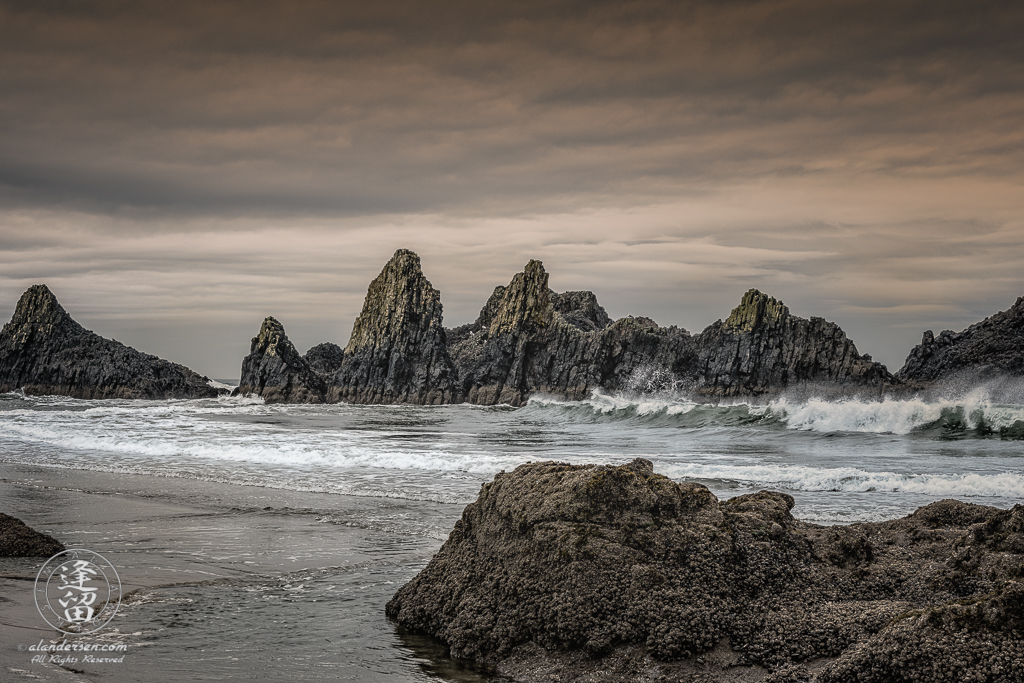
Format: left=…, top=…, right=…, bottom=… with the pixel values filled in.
left=387, top=458, right=1024, bottom=682
left=235, top=250, right=897, bottom=405
left=3, top=249, right=1022, bottom=404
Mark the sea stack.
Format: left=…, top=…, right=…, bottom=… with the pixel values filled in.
left=898, top=295, right=1024, bottom=383
left=0, top=285, right=218, bottom=399
left=695, top=289, right=891, bottom=396
left=450, top=260, right=696, bottom=404
left=331, top=249, right=461, bottom=404
left=451, top=259, right=557, bottom=405
left=234, top=317, right=337, bottom=403
left=233, top=254, right=896, bottom=405
left=387, top=459, right=1024, bottom=681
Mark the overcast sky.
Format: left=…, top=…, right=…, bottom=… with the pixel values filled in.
left=1, top=0, right=1022, bottom=379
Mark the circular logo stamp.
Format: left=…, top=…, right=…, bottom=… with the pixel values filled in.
left=35, top=549, right=121, bottom=634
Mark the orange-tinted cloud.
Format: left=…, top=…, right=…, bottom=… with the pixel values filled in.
left=0, top=0, right=1022, bottom=376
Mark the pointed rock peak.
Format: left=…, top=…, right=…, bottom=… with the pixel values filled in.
left=389, top=248, right=421, bottom=267
left=9, top=284, right=74, bottom=329
left=252, top=316, right=301, bottom=360
left=369, top=249, right=427, bottom=287
left=724, top=289, right=790, bottom=332
left=257, top=316, right=287, bottom=342
left=381, top=248, right=429, bottom=286
left=345, top=248, right=443, bottom=355
left=488, top=260, right=552, bottom=336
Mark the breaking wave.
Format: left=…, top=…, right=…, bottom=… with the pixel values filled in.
left=525, top=389, right=1024, bottom=437
left=662, top=462, right=1024, bottom=499
left=1, top=390, right=1021, bottom=514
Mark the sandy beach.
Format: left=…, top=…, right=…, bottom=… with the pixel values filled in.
left=0, top=461, right=490, bottom=682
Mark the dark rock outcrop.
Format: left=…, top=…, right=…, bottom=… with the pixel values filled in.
left=330, top=249, right=461, bottom=405
left=387, top=459, right=1024, bottom=682
left=897, top=295, right=1024, bottom=383
left=234, top=316, right=331, bottom=403
left=0, top=513, right=64, bottom=557
left=550, top=290, right=612, bottom=332
left=235, top=253, right=892, bottom=406
left=694, top=289, right=891, bottom=396
left=0, top=285, right=218, bottom=399
left=451, top=261, right=695, bottom=405
left=450, top=262, right=886, bottom=405
left=303, top=342, right=345, bottom=377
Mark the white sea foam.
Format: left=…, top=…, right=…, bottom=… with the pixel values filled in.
left=529, top=391, right=701, bottom=416
left=767, top=388, right=1024, bottom=435
left=529, top=388, right=1024, bottom=435
left=0, top=425, right=509, bottom=474
left=2, top=390, right=1022, bottom=517
left=664, top=462, right=1024, bottom=498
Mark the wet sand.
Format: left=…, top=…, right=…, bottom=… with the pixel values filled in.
left=0, top=462, right=490, bottom=682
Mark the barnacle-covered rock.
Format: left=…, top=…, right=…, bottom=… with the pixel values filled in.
left=388, top=463, right=1024, bottom=682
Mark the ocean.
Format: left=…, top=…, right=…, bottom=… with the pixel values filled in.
left=1, top=385, right=1022, bottom=681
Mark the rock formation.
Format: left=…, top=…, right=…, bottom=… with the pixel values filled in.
left=449, top=263, right=886, bottom=405
left=387, top=459, right=1024, bottom=682
left=695, top=289, right=891, bottom=396
left=451, top=260, right=696, bottom=405
left=551, top=290, right=612, bottom=332
left=235, top=252, right=892, bottom=406
left=898, top=295, right=1024, bottom=383
left=330, top=249, right=461, bottom=405
left=0, top=285, right=218, bottom=399
left=303, top=342, right=345, bottom=377
left=234, top=316, right=334, bottom=403
left=0, top=513, right=64, bottom=557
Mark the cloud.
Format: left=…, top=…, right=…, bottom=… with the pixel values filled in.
left=2, top=0, right=1022, bottom=215
left=0, top=0, right=1022, bottom=376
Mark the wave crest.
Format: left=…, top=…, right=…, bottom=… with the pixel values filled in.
left=526, top=389, right=1024, bottom=436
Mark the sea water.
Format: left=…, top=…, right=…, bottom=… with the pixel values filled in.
left=0, top=386, right=1021, bottom=680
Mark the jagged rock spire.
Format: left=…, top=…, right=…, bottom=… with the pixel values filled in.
left=486, top=259, right=552, bottom=336
left=5, top=284, right=78, bottom=334
left=333, top=249, right=460, bottom=404
left=724, top=289, right=789, bottom=332
left=234, top=316, right=331, bottom=403
left=697, top=289, right=889, bottom=395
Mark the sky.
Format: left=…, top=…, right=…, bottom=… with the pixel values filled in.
left=1, top=0, right=1022, bottom=379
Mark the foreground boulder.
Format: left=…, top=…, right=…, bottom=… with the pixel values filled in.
left=0, top=285, right=218, bottom=399
left=898, top=294, right=1024, bottom=383
left=0, top=513, right=64, bottom=557
left=387, top=459, right=1024, bottom=682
